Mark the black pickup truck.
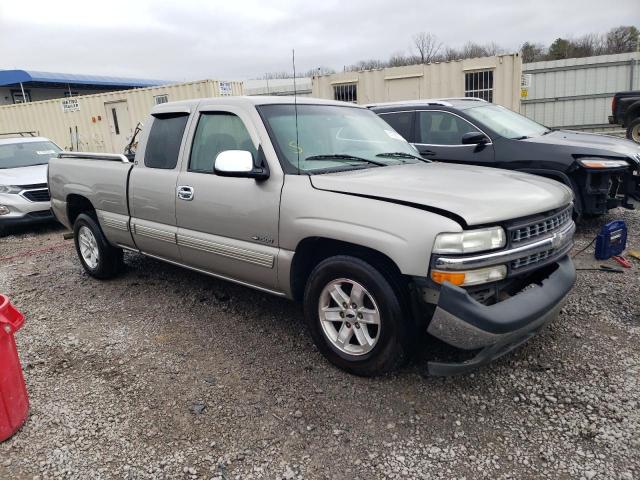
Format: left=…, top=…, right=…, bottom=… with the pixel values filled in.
left=610, top=90, right=640, bottom=143
left=370, top=98, right=640, bottom=217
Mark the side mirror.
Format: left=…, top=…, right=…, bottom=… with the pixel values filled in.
left=461, top=131, right=489, bottom=145
left=214, top=150, right=269, bottom=180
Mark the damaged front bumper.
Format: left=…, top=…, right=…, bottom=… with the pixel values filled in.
left=422, top=255, right=576, bottom=375
left=578, top=164, right=640, bottom=214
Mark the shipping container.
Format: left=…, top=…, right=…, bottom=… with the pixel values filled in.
left=312, top=54, right=522, bottom=111
left=0, top=79, right=243, bottom=153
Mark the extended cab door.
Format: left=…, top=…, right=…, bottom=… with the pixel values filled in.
left=413, top=110, right=494, bottom=165
left=129, top=110, right=190, bottom=261
left=175, top=106, right=282, bottom=291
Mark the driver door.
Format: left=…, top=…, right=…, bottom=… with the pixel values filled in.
left=413, top=110, right=494, bottom=165
left=175, top=107, right=282, bottom=290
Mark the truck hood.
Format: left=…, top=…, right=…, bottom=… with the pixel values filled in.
left=0, top=164, right=48, bottom=186
left=522, top=130, right=640, bottom=164
left=310, top=163, right=572, bottom=226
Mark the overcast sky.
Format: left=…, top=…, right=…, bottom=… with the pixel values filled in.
left=0, top=0, right=638, bottom=81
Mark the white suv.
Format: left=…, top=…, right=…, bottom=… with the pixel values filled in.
left=0, top=134, right=62, bottom=235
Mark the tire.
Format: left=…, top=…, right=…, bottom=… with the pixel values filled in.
left=73, top=213, right=123, bottom=279
left=303, top=255, right=414, bottom=376
left=626, top=117, right=640, bottom=144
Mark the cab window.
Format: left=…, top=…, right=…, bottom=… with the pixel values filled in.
left=189, top=112, right=257, bottom=173
left=417, top=111, right=477, bottom=145
left=144, top=113, right=189, bottom=169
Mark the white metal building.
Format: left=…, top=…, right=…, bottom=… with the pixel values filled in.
left=521, top=52, right=640, bottom=132
left=312, top=54, right=522, bottom=110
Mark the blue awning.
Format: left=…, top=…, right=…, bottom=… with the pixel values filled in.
left=0, top=70, right=169, bottom=88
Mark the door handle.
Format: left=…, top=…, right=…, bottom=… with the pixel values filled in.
left=177, top=186, right=194, bottom=201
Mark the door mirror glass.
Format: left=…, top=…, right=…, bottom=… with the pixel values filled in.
left=214, top=150, right=254, bottom=174
left=461, top=131, right=489, bottom=145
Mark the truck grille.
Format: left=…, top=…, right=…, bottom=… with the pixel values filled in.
left=511, top=248, right=554, bottom=270
left=21, top=188, right=50, bottom=202
left=510, top=205, right=572, bottom=244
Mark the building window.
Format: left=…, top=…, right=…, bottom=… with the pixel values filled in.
left=11, top=90, right=31, bottom=104
left=64, top=91, right=79, bottom=97
left=464, top=70, right=493, bottom=102
left=333, top=83, right=357, bottom=103
left=154, top=94, right=169, bottom=105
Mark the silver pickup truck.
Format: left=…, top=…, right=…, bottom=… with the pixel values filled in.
left=49, top=97, right=576, bottom=376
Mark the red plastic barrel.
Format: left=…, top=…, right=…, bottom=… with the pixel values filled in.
left=0, top=295, right=29, bottom=442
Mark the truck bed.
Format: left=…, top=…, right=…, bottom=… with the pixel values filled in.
left=48, top=152, right=134, bottom=247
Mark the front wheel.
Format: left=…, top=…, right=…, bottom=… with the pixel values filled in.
left=303, top=255, right=414, bottom=376
left=73, top=213, right=123, bottom=279
left=626, top=117, right=640, bottom=144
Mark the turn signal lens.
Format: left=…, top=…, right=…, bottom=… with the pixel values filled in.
left=431, top=265, right=507, bottom=287
left=430, top=271, right=466, bottom=286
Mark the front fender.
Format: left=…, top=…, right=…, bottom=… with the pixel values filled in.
left=279, top=176, right=462, bottom=278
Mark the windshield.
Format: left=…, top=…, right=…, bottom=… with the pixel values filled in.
left=258, top=104, right=422, bottom=174
left=0, top=141, right=61, bottom=169
left=465, top=104, right=549, bottom=139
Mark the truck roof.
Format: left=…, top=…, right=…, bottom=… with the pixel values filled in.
left=150, top=95, right=362, bottom=116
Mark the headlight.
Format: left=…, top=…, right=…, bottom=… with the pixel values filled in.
left=433, top=227, right=506, bottom=254
left=578, top=158, right=628, bottom=169
left=0, top=185, right=22, bottom=194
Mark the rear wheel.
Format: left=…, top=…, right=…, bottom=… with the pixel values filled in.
left=303, top=255, right=414, bottom=376
left=626, top=117, right=640, bottom=143
left=73, top=213, right=123, bottom=279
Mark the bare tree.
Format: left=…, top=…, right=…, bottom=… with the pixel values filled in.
left=412, top=32, right=442, bottom=64
left=345, top=59, right=386, bottom=72
left=441, top=46, right=461, bottom=61
left=605, top=26, right=639, bottom=53
left=520, top=42, right=546, bottom=63
left=459, top=42, right=489, bottom=59
left=387, top=52, right=413, bottom=68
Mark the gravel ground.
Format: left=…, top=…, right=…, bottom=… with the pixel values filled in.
left=0, top=210, right=638, bottom=480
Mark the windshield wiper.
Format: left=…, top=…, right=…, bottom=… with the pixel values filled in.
left=376, top=152, right=428, bottom=162
left=305, top=154, right=387, bottom=167
left=513, top=135, right=531, bottom=140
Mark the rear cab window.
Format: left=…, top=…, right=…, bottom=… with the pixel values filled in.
left=144, top=114, right=189, bottom=169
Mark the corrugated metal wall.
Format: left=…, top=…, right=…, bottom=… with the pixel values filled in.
left=312, top=54, right=522, bottom=111
left=0, top=80, right=243, bottom=152
left=522, top=52, right=640, bottom=131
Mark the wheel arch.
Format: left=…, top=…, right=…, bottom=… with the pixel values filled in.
left=66, top=194, right=96, bottom=226
left=289, top=236, right=406, bottom=302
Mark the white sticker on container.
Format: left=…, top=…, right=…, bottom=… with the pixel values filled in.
left=36, top=150, right=56, bottom=155
left=385, top=129, right=404, bottom=141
